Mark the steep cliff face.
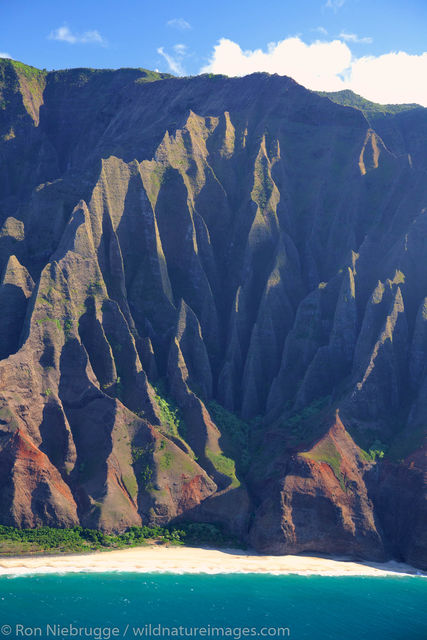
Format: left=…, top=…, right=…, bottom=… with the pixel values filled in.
left=0, top=59, right=426, bottom=567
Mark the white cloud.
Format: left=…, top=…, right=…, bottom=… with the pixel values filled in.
left=0, top=52, right=11, bottom=58
left=201, top=37, right=427, bottom=106
left=313, top=26, right=328, bottom=36
left=339, top=32, right=373, bottom=44
left=325, top=0, right=345, bottom=10
left=166, top=18, right=191, bottom=31
left=48, top=26, right=106, bottom=46
left=350, top=51, right=427, bottom=105
left=157, top=42, right=190, bottom=75
left=173, top=44, right=187, bottom=56
left=157, top=46, right=185, bottom=75
left=201, top=37, right=351, bottom=91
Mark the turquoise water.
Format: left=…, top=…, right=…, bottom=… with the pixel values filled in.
left=0, top=574, right=426, bottom=639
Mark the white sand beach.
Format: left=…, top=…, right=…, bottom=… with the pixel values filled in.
left=0, top=545, right=423, bottom=577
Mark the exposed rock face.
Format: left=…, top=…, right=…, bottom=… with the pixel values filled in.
left=0, top=59, right=426, bottom=567
left=250, top=413, right=385, bottom=560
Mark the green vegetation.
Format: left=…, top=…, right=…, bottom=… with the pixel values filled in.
left=63, top=317, right=73, bottom=338
left=131, top=444, right=154, bottom=490
left=205, top=447, right=240, bottom=488
left=358, top=438, right=389, bottom=463
left=0, top=59, right=46, bottom=126
left=0, top=525, right=181, bottom=555
left=0, top=522, right=240, bottom=556
left=153, top=380, right=186, bottom=439
left=207, top=401, right=251, bottom=473
left=122, top=475, right=138, bottom=500
left=368, top=439, right=388, bottom=461
left=115, top=376, right=124, bottom=401
left=131, top=445, right=148, bottom=463
left=36, top=316, right=61, bottom=331
left=140, top=464, right=153, bottom=488
left=9, top=60, right=47, bottom=83
left=158, top=450, right=173, bottom=470
left=317, top=89, right=420, bottom=122
left=179, top=522, right=241, bottom=547
left=281, top=396, right=331, bottom=444
left=300, top=438, right=346, bottom=491
left=203, top=73, right=227, bottom=81
left=134, top=68, right=173, bottom=83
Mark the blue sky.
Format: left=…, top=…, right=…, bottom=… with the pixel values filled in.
left=1, top=0, right=427, bottom=104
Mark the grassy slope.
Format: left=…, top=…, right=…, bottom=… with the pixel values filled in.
left=317, top=89, right=421, bottom=121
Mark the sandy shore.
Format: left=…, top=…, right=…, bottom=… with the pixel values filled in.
left=0, top=545, right=424, bottom=577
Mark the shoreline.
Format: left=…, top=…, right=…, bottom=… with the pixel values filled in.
left=0, top=545, right=424, bottom=577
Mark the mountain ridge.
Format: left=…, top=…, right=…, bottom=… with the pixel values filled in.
left=0, top=58, right=426, bottom=568
left=317, top=88, right=421, bottom=117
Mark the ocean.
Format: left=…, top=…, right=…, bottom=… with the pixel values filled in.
left=0, top=573, right=426, bottom=640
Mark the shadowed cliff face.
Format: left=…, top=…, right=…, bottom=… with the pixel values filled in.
left=0, top=59, right=426, bottom=567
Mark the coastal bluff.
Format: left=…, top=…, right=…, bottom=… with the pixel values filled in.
left=0, top=58, right=426, bottom=569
